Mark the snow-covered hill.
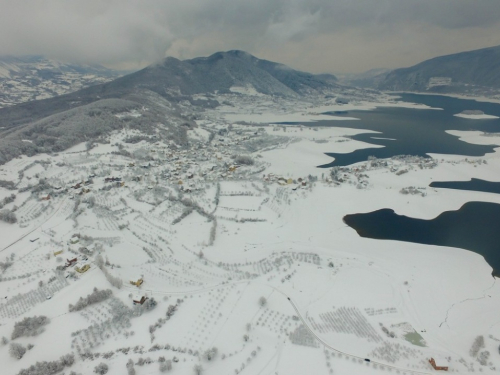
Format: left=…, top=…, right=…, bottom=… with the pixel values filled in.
left=0, top=51, right=367, bottom=165
left=0, top=56, right=122, bottom=108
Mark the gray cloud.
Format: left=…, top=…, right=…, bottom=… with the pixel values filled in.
left=0, top=0, right=499, bottom=73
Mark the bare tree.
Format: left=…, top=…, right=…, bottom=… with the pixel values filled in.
left=204, top=347, right=218, bottom=361
left=193, top=364, right=203, bottom=375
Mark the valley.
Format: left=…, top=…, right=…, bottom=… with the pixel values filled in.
left=1, top=85, right=500, bottom=374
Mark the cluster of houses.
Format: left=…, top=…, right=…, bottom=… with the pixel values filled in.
left=63, top=257, right=90, bottom=273
left=32, top=127, right=269, bottom=200
left=262, top=174, right=308, bottom=189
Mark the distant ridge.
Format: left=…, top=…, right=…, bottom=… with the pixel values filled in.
left=0, top=55, right=122, bottom=108
left=378, top=45, right=500, bottom=93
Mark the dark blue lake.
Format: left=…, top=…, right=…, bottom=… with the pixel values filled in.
left=302, top=93, right=500, bottom=167
left=310, top=94, right=500, bottom=275
left=343, top=202, right=500, bottom=277
left=430, top=178, right=500, bottom=195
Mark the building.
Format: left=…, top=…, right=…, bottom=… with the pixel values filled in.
left=75, top=264, right=90, bottom=273
left=66, top=258, right=77, bottom=267
left=429, top=358, right=449, bottom=371
left=130, top=277, right=144, bottom=287
left=133, top=296, right=148, bottom=305
left=53, top=250, right=63, bottom=256
left=277, top=177, right=287, bottom=185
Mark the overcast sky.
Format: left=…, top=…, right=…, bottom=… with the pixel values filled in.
left=1, top=0, right=499, bottom=74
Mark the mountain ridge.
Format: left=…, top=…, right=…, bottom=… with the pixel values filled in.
left=0, top=50, right=345, bottom=164
left=0, top=50, right=340, bottom=131
left=378, top=45, right=500, bottom=93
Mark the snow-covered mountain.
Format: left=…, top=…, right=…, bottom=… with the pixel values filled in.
left=0, top=55, right=123, bottom=108
left=111, top=50, right=339, bottom=97
left=0, top=51, right=360, bottom=164
left=377, top=45, right=500, bottom=94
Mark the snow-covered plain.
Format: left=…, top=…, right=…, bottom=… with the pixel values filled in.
left=0, top=92, right=499, bottom=375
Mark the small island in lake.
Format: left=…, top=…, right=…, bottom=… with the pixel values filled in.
left=454, top=109, right=499, bottom=119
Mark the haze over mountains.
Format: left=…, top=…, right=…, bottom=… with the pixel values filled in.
left=1, top=45, right=499, bottom=165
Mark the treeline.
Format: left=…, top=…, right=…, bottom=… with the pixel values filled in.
left=0, top=194, right=15, bottom=208
left=0, top=92, right=194, bottom=164
left=17, top=354, right=75, bottom=375
left=11, top=316, right=50, bottom=339
left=95, top=255, right=123, bottom=288
left=69, top=288, right=112, bottom=312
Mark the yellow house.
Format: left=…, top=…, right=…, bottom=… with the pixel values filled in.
left=130, top=277, right=143, bottom=287
left=75, top=264, right=90, bottom=273
left=287, top=178, right=293, bottom=184
left=53, top=250, right=63, bottom=256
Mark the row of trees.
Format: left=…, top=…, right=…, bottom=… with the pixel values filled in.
left=0, top=208, right=17, bottom=223
left=95, top=255, right=123, bottom=288
left=69, top=288, right=112, bottom=312
left=0, top=193, right=16, bottom=208
left=16, top=354, right=75, bottom=374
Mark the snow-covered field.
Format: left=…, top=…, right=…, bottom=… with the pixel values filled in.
left=0, top=92, right=499, bottom=375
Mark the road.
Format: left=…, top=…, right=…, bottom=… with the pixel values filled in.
left=0, top=196, right=68, bottom=253
left=125, top=279, right=435, bottom=375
